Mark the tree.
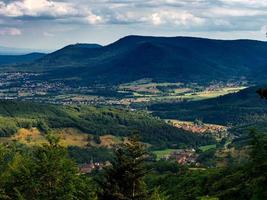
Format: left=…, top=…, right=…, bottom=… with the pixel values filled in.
left=247, top=130, right=267, bottom=199
left=2, top=134, right=97, bottom=200
left=249, top=130, right=267, bottom=165
left=98, top=134, right=149, bottom=200
left=149, top=188, right=169, bottom=200
left=93, top=135, right=101, bottom=145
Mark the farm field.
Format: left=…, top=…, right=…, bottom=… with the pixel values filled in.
left=152, top=144, right=217, bottom=160
left=118, top=81, right=247, bottom=105
left=152, top=148, right=180, bottom=160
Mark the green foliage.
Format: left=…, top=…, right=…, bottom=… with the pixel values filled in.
left=0, top=100, right=213, bottom=148
left=1, top=130, right=266, bottom=200
left=149, top=86, right=267, bottom=126
left=93, top=135, right=101, bottom=144
left=149, top=188, right=169, bottom=200
left=196, top=148, right=217, bottom=167
left=0, top=136, right=98, bottom=200
left=68, top=146, right=113, bottom=163
left=37, top=120, right=50, bottom=134
left=146, top=132, right=267, bottom=200
left=98, top=135, right=149, bottom=200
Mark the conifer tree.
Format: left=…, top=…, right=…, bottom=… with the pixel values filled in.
left=99, top=134, right=149, bottom=200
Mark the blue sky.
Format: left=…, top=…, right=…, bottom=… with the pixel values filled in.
left=0, top=0, right=266, bottom=50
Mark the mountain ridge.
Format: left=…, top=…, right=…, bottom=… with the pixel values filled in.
left=2, top=35, right=267, bottom=85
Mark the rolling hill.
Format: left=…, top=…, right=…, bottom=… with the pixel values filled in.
left=0, top=100, right=213, bottom=149
left=4, top=35, right=267, bottom=85
left=149, top=85, right=267, bottom=126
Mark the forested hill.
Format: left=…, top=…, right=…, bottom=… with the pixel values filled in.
left=0, top=100, right=212, bottom=148
left=149, top=86, right=267, bottom=126
left=0, top=53, right=45, bottom=65
left=3, top=36, right=267, bottom=85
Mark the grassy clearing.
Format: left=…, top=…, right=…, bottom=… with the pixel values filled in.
left=199, top=144, right=217, bottom=152
left=12, top=128, right=47, bottom=146
left=8, top=128, right=89, bottom=147
left=153, top=149, right=180, bottom=160
left=0, top=127, right=124, bottom=148
left=99, top=135, right=123, bottom=147
left=199, top=197, right=219, bottom=200
left=188, top=86, right=247, bottom=100
left=153, top=145, right=217, bottom=160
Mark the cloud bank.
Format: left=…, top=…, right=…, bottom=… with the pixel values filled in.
left=0, top=0, right=266, bottom=48
left=0, top=0, right=266, bottom=28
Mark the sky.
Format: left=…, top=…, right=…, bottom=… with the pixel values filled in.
left=0, top=0, right=267, bottom=50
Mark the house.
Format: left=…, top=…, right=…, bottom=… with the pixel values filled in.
left=79, top=162, right=102, bottom=174
left=168, top=149, right=198, bottom=165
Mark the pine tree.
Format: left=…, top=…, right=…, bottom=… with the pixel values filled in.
left=247, top=130, right=267, bottom=199
left=99, top=134, right=149, bottom=200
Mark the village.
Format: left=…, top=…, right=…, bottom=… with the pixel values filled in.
left=79, top=148, right=202, bottom=175
left=163, top=149, right=199, bottom=166
left=168, top=119, right=229, bottom=140
left=0, top=72, right=246, bottom=108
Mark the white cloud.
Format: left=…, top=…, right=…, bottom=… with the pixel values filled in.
left=208, top=7, right=267, bottom=17
left=0, top=0, right=266, bottom=34
left=86, top=12, right=103, bottom=24
left=0, top=0, right=77, bottom=17
left=220, top=0, right=267, bottom=8
left=149, top=10, right=205, bottom=26
left=0, top=27, right=21, bottom=35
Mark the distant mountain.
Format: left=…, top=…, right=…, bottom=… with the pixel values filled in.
left=149, top=86, right=267, bottom=126
left=0, top=45, right=50, bottom=55
left=0, top=53, right=46, bottom=65
left=3, top=36, right=267, bottom=85
left=69, top=43, right=103, bottom=49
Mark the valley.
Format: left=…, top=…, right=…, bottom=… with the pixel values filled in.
left=0, top=36, right=265, bottom=170
left=0, top=36, right=266, bottom=199
left=0, top=72, right=246, bottom=107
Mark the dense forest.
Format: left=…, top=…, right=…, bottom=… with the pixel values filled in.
left=0, top=100, right=213, bottom=149
left=0, top=132, right=266, bottom=200
left=149, top=86, right=267, bottom=126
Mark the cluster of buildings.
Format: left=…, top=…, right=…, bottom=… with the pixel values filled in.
left=172, top=121, right=227, bottom=134
left=165, top=149, right=199, bottom=165
left=0, top=72, right=111, bottom=105
left=79, top=162, right=104, bottom=174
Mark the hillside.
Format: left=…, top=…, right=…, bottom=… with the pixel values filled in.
left=0, top=100, right=213, bottom=149
left=0, top=45, right=48, bottom=55
left=0, top=53, right=45, bottom=65
left=5, top=36, right=267, bottom=85
left=149, top=86, right=267, bottom=126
